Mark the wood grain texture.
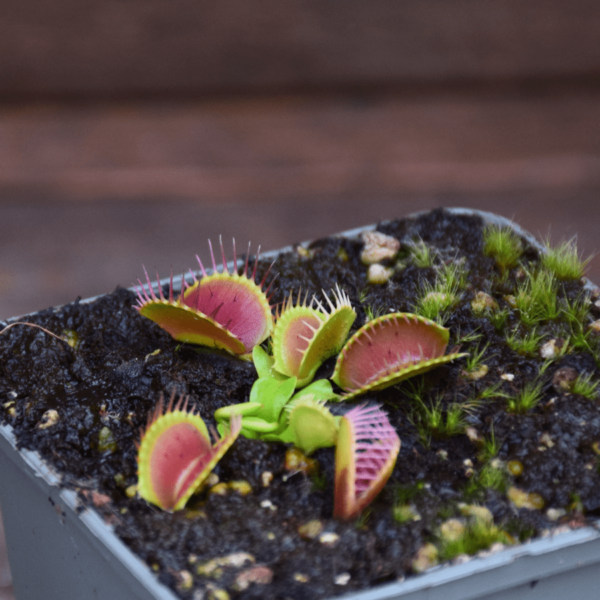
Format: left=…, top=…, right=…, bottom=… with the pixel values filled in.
left=1, top=0, right=600, bottom=99
left=1, top=91, right=599, bottom=202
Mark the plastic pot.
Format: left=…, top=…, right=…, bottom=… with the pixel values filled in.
left=1, top=208, right=599, bottom=600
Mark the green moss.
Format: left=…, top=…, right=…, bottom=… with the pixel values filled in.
left=483, top=225, right=523, bottom=274
left=438, top=514, right=513, bottom=561
left=505, top=327, right=544, bottom=357
left=542, top=237, right=590, bottom=280
left=415, top=262, right=466, bottom=323
left=506, top=381, right=544, bottom=414
left=571, top=373, right=599, bottom=400
left=513, top=269, right=559, bottom=326
left=409, top=237, right=436, bottom=268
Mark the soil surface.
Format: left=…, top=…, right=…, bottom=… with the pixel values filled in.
left=1, top=208, right=600, bottom=600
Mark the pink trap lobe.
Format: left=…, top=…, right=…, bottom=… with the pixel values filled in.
left=150, top=422, right=212, bottom=510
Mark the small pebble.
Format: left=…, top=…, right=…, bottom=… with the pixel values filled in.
left=205, top=586, right=229, bottom=600
left=38, top=409, right=59, bottom=429
left=97, top=426, right=117, bottom=452
left=539, top=432, right=554, bottom=448
left=261, top=471, right=274, bottom=487
left=540, top=339, right=560, bottom=359
left=463, top=364, right=489, bottom=381
left=196, top=553, right=255, bottom=577
left=293, top=573, right=310, bottom=583
left=334, top=572, right=351, bottom=586
left=440, top=519, right=465, bottom=542
left=228, top=480, right=252, bottom=496
left=205, top=473, right=220, bottom=487
left=507, top=460, right=523, bottom=476
left=471, top=291, right=499, bottom=314
left=284, top=447, right=318, bottom=476
left=319, top=532, right=340, bottom=547
left=296, top=246, right=312, bottom=259
left=174, top=570, right=194, bottom=592
left=588, top=319, right=600, bottom=334
left=367, top=264, right=393, bottom=285
left=458, top=504, right=493, bottom=524
left=501, top=373, right=515, bottom=382
left=360, top=230, right=400, bottom=264
left=233, top=565, right=273, bottom=591
left=465, top=427, right=483, bottom=445
left=209, top=483, right=229, bottom=496
left=507, top=486, right=545, bottom=510
left=547, top=508, right=567, bottom=521
left=125, top=484, right=138, bottom=498
left=298, top=519, right=324, bottom=540
left=412, top=543, right=439, bottom=573
left=393, top=504, right=421, bottom=523
left=552, top=367, right=579, bottom=393
left=260, top=500, right=277, bottom=511
left=436, top=449, right=448, bottom=460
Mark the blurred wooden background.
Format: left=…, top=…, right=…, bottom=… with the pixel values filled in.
left=1, top=3, right=600, bottom=596
left=1, top=0, right=599, bottom=322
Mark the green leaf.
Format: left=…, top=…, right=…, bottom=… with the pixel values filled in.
left=249, top=375, right=297, bottom=423
left=239, top=417, right=281, bottom=433
left=252, top=345, right=275, bottom=378
left=292, top=378, right=338, bottom=403
left=214, top=402, right=263, bottom=422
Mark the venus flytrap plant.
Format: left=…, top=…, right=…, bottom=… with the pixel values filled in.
left=332, top=313, right=467, bottom=400
left=334, top=404, right=400, bottom=520
left=271, top=286, right=356, bottom=387
left=135, top=238, right=275, bottom=359
left=214, top=346, right=339, bottom=444
left=136, top=391, right=242, bottom=511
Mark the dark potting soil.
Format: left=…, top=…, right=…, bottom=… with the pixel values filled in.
left=2, top=208, right=600, bottom=599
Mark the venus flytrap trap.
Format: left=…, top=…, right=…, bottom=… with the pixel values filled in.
left=274, top=395, right=340, bottom=455
left=334, top=404, right=400, bottom=520
left=135, top=238, right=275, bottom=359
left=271, top=286, right=356, bottom=387
left=136, top=391, right=242, bottom=511
left=332, top=312, right=467, bottom=400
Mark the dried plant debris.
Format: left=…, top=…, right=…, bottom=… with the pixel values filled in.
left=1, top=208, right=600, bottom=600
